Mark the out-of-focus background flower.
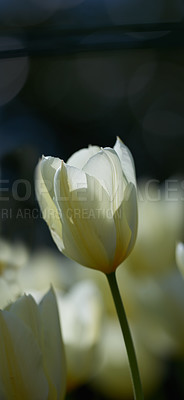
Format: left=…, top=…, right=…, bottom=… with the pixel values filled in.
left=0, top=0, right=184, bottom=399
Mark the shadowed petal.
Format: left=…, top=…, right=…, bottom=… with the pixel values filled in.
left=113, top=183, right=137, bottom=268
left=39, top=288, right=66, bottom=400
left=114, top=137, right=136, bottom=186
left=54, top=163, right=116, bottom=273
left=35, top=157, right=63, bottom=252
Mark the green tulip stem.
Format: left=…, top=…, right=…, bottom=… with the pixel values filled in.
left=106, top=271, right=144, bottom=400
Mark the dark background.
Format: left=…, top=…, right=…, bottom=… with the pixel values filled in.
left=1, top=45, right=184, bottom=246
left=0, top=1, right=184, bottom=398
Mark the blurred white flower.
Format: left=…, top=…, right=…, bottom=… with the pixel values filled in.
left=18, top=249, right=73, bottom=294
left=0, top=239, right=28, bottom=308
left=58, top=280, right=103, bottom=389
left=0, top=288, right=66, bottom=400
left=125, top=182, right=183, bottom=276
left=0, top=239, right=28, bottom=271
left=92, top=319, right=165, bottom=399
left=176, top=242, right=184, bottom=276
left=14, top=248, right=104, bottom=390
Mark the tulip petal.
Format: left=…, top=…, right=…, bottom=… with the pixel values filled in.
left=176, top=242, right=184, bottom=275
left=40, top=156, right=61, bottom=199
left=83, top=148, right=125, bottom=213
left=114, top=137, right=136, bottom=186
left=54, top=163, right=117, bottom=273
left=0, top=311, right=48, bottom=400
left=123, top=183, right=138, bottom=258
left=39, top=288, right=66, bottom=400
left=7, top=294, right=42, bottom=346
left=113, top=183, right=137, bottom=267
left=67, top=146, right=100, bottom=169
left=35, top=157, right=63, bottom=252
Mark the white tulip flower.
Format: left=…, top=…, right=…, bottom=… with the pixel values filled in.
left=36, top=137, right=137, bottom=274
